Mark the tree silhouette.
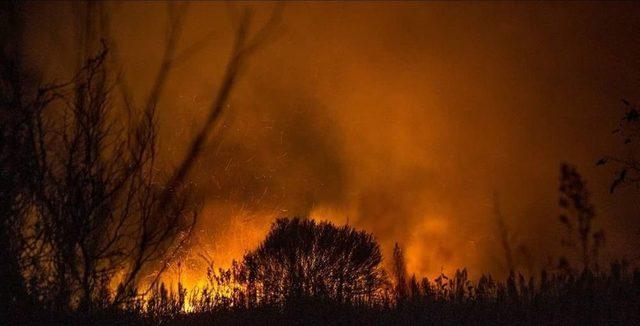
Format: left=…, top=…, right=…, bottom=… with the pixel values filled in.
left=392, top=243, right=409, bottom=302
left=558, top=163, right=604, bottom=271
left=0, top=1, right=279, bottom=314
left=240, top=218, right=385, bottom=306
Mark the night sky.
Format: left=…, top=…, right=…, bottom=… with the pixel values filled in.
left=21, top=1, right=640, bottom=283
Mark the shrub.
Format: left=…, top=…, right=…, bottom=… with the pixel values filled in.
left=240, top=218, right=386, bottom=306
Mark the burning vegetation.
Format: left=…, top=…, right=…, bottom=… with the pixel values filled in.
left=2, top=1, right=640, bottom=325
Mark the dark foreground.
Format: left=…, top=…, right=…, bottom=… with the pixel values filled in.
left=7, top=265, right=640, bottom=326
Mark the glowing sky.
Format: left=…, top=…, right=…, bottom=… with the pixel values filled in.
left=22, top=1, right=640, bottom=280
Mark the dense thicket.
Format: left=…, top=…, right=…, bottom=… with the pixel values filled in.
left=239, top=218, right=386, bottom=306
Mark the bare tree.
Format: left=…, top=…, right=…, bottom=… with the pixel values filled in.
left=0, top=1, right=281, bottom=312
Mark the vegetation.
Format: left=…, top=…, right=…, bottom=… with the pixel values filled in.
left=240, top=218, right=386, bottom=306
left=558, top=163, right=605, bottom=271
left=7, top=218, right=640, bottom=325
left=0, top=1, right=276, bottom=320
left=1, top=2, right=640, bottom=325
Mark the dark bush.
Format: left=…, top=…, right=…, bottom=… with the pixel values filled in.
left=240, top=218, right=386, bottom=306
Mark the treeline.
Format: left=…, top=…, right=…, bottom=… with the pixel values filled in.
left=7, top=108, right=633, bottom=324
left=172, top=215, right=640, bottom=325
left=17, top=217, right=639, bottom=325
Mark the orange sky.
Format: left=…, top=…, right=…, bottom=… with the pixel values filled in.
left=22, top=1, right=640, bottom=281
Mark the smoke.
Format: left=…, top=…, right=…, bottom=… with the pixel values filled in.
left=20, top=2, right=640, bottom=281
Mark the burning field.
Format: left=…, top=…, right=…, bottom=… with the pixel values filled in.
left=2, top=1, right=640, bottom=325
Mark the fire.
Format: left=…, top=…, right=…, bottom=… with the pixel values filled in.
left=158, top=205, right=276, bottom=305
left=405, top=217, right=452, bottom=279
left=165, top=204, right=456, bottom=293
